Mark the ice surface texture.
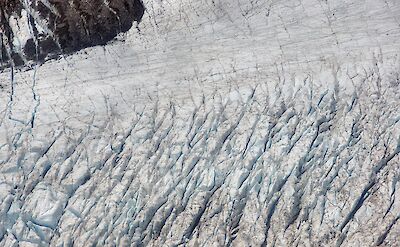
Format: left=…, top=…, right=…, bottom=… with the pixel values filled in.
left=0, top=0, right=400, bottom=246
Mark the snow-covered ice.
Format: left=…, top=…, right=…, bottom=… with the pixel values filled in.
left=0, top=0, right=400, bottom=246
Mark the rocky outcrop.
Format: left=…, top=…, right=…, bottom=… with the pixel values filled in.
left=0, top=0, right=145, bottom=67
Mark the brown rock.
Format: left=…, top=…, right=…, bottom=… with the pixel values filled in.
left=0, top=0, right=145, bottom=67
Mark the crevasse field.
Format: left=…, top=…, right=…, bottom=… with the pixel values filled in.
left=0, top=0, right=400, bottom=246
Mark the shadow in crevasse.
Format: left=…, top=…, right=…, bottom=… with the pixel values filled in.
left=0, top=0, right=145, bottom=68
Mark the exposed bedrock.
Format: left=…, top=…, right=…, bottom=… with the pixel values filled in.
left=0, top=0, right=145, bottom=67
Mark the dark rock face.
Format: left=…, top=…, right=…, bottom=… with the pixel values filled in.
left=0, top=0, right=23, bottom=65
left=1, top=0, right=145, bottom=67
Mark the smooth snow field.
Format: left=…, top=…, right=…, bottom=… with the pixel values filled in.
left=0, top=0, right=400, bottom=246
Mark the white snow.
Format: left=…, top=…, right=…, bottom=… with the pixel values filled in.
left=0, top=0, right=400, bottom=246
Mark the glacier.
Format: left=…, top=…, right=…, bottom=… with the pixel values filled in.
left=0, top=0, right=400, bottom=246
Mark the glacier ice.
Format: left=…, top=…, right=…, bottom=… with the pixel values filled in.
left=0, top=0, right=400, bottom=246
